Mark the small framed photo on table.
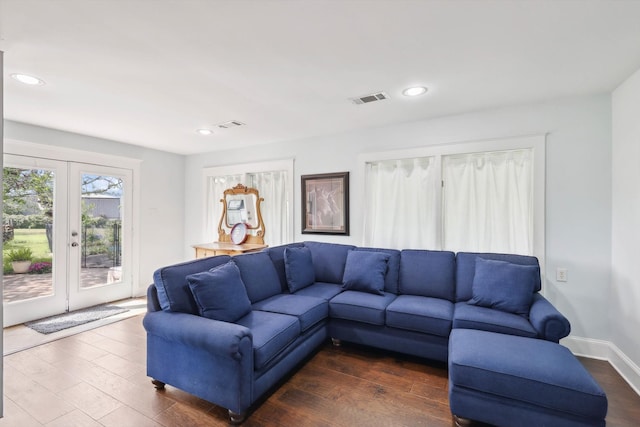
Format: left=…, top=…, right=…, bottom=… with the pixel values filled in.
left=301, top=172, right=349, bottom=235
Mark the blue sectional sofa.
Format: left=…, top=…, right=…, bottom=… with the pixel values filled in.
left=144, top=241, right=575, bottom=424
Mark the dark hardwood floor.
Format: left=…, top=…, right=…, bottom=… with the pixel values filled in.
left=2, top=315, right=639, bottom=426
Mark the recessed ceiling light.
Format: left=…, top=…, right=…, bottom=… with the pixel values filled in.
left=11, top=73, right=45, bottom=86
left=196, top=128, right=214, bottom=136
left=402, top=86, right=427, bottom=97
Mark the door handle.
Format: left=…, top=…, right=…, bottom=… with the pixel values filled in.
left=71, top=242, right=79, bottom=247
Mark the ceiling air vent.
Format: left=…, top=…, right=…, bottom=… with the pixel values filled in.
left=217, top=120, right=245, bottom=129
left=350, top=92, right=389, bottom=105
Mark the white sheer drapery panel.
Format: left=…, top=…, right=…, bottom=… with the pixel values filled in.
left=205, top=174, right=243, bottom=241
left=442, top=149, right=533, bottom=255
left=248, top=170, right=289, bottom=246
left=364, top=157, right=439, bottom=250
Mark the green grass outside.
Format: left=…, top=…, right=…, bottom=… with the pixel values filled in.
left=3, top=229, right=52, bottom=274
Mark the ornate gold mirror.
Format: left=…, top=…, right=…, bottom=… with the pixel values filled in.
left=218, top=184, right=265, bottom=244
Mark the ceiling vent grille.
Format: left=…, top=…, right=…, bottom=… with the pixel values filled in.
left=217, top=120, right=245, bottom=129
left=350, top=92, right=389, bottom=105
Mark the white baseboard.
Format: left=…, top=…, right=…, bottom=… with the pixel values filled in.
left=562, top=335, right=640, bottom=396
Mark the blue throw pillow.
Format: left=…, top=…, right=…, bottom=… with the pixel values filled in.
left=342, top=250, right=390, bottom=295
left=187, top=262, right=252, bottom=322
left=468, top=258, right=539, bottom=316
left=284, top=246, right=315, bottom=292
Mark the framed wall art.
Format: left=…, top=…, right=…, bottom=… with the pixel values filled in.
left=301, top=172, right=349, bottom=235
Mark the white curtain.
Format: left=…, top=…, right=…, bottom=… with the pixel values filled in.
left=205, top=171, right=289, bottom=246
left=442, top=149, right=533, bottom=255
left=205, top=174, right=243, bottom=241
left=364, top=157, right=439, bottom=249
left=248, top=170, right=289, bottom=246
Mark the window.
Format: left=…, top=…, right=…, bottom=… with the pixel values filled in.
left=361, top=135, right=544, bottom=257
left=203, top=160, right=294, bottom=246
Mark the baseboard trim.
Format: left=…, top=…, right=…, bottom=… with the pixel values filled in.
left=562, top=336, right=640, bottom=396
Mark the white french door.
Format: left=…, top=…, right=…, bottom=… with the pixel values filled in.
left=3, top=155, right=133, bottom=326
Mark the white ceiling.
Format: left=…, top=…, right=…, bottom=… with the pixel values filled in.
left=2, top=0, right=640, bottom=155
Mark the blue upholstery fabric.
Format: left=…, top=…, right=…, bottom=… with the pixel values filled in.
left=529, top=293, right=571, bottom=342
left=284, top=246, right=315, bottom=292
left=342, top=250, right=390, bottom=295
left=354, top=247, right=401, bottom=294
left=233, top=251, right=283, bottom=303
left=468, top=258, right=538, bottom=316
left=304, top=241, right=355, bottom=283
left=399, top=250, right=456, bottom=301
left=153, top=255, right=231, bottom=314
left=456, top=252, right=541, bottom=302
left=449, top=329, right=608, bottom=421
left=266, top=243, right=305, bottom=292
left=453, top=302, right=538, bottom=338
left=252, top=294, right=328, bottom=332
left=329, top=290, right=396, bottom=325
left=187, top=262, right=252, bottom=322
left=293, top=282, right=343, bottom=300
left=236, top=311, right=301, bottom=371
left=386, top=295, right=453, bottom=337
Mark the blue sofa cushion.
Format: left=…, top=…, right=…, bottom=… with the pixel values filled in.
left=284, top=246, right=315, bottom=292
left=456, top=252, right=541, bottom=302
left=153, top=255, right=232, bottom=314
left=329, top=291, right=396, bottom=325
left=468, top=258, right=538, bottom=316
left=342, top=250, right=390, bottom=295
left=293, top=282, right=343, bottom=300
left=399, top=250, right=456, bottom=301
left=236, top=310, right=301, bottom=371
left=233, top=251, right=282, bottom=303
left=304, top=241, right=355, bottom=284
left=354, top=247, right=401, bottom=294
left=252, top=294, right=328, bottom=332
left=186, top=262, right=252, bottom=322
left=386, top=295, right=453, bottom=337
left=453, top=302, right=538, bottom=338
left=449, top=329, right=608, bottom=421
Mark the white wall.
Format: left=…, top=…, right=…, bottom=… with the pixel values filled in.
left=611, top=70, right=640, bottom=375
left=184, top=94, right=612, bottom=343
left=3, top=121, right=186, bottom=296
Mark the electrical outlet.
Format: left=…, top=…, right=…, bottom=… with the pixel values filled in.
left=556, top=268, right=568, bottom=282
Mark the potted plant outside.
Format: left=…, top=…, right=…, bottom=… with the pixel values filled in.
left=8, top=248, right=33, bottom=274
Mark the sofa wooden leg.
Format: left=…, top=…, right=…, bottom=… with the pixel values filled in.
left=229, top=410, right=246, bottom=424
left=453, top=415, right=473, bottom=427
left=151, top=379, right=165, bottom=390
left=331, top=338, right=341, bottom=347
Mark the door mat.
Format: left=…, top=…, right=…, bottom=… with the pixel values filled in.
left=24, top=304, right=129, bottom=334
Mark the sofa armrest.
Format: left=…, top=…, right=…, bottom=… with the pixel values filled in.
left=146, top=284, right=162, bottom=312
left=143, top=311, right=253, bottom=360
left=528, top=293, right=571, bottom=342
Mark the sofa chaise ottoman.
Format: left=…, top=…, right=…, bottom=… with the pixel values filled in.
left=448, top=329, right=608, bottom=427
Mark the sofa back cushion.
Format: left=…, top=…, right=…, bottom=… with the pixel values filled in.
left=456, top=252, right=541, bottom=302
left=354, top=247, right=401, bottom=294
left=399, top=250, right=456, bottom=301
left=153, top=255, right=232, bottom=314
left=266, top=243, right=305, bottom=292
left=304, top=241, right=355, bottom=284
left=284, top=246, right=316, bottom=292
left=233, top=251, right=283, bottom=303
left=187, top=262, right=252, bottom=322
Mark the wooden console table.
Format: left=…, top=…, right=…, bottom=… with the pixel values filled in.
left=193, top=242, right=267, bottom=258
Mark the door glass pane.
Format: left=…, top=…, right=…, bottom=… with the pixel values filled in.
left=80, top=174, right=124, bottom=289
left=3, top=167, right=55, bottom=303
